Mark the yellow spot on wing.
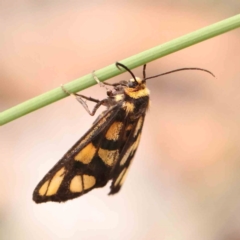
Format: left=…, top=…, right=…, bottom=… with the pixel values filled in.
left=122, top=101, right=134, bottom=113
left=132, top=133, right=141, bottom=152
left=98, top=148, right=119, bottom=166
left=134, top=117, right=143, bottom=137
left=39, top=180, right=49, bottom=196
left=70, top=175, right=96, bottom=192
left=120, top=133, right=141, bottom=166
left=119, top=168, right=129, bottom=186
left=83, top=175, right=96, bottom=190
left=114, top=168, right=127, bottom=187
left=75, top=142, right=97, bottom=164
left=120, top=147, right=132, bottom=166
left=70, top=176, right=83, bottom=193
left=40, top=167, right=65, bottom=196
left=105, top=122, right=123, bottom=141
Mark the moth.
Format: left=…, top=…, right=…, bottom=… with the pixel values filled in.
left=33, top=62, right=214, bottom=203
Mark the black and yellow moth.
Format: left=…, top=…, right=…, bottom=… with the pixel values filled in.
left=33, top=62, right=214, bottom=203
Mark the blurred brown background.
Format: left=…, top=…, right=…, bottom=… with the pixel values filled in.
left=1, top=1, right=240, bottom=240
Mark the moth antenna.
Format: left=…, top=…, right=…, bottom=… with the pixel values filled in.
left=116, top=62, right=138, bottom=83
left=143, top=64, right=147, bottom=79
left=144, top=67, right=215, bottom=81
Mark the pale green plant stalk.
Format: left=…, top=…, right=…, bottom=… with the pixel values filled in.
left=1, top=14, right=240, bottom=126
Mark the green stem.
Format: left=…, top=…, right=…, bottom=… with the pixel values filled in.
left=1, top=14, right=240, bottom=126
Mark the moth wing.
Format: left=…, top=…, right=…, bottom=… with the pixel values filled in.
left=33, top=105, right=123, bottom=203
left=109, top=114, right=146, bottom=195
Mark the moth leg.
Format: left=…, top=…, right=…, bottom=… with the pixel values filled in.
left=102, top=82, right=118, bottom=87
left=61, top=85, right=109, bottom=116
left=92, top=71, right=126, bottom=88
left=92, top=71, right=110, bottom=89
left=72, top=95, right=108, bottom=116
left=92, top=71, right=121, bottom=97
left=61, top=85, right=99, bottom=102
left=74, top=94, right=100, bottom=103
left=92, top=71, right=127, bottom=95
left=104, top=81, right=128, bottom=87
left=86, top=98, right=109, bottom=116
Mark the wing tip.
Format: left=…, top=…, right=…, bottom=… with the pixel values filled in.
left=108, top=185, right=121, bottom=195
left=32, top=193, right=68, bottom=204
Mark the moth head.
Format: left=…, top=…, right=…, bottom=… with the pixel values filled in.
left=128, top=77, right=145, bottom=89
left=115, top=62, right=146, bottom=90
